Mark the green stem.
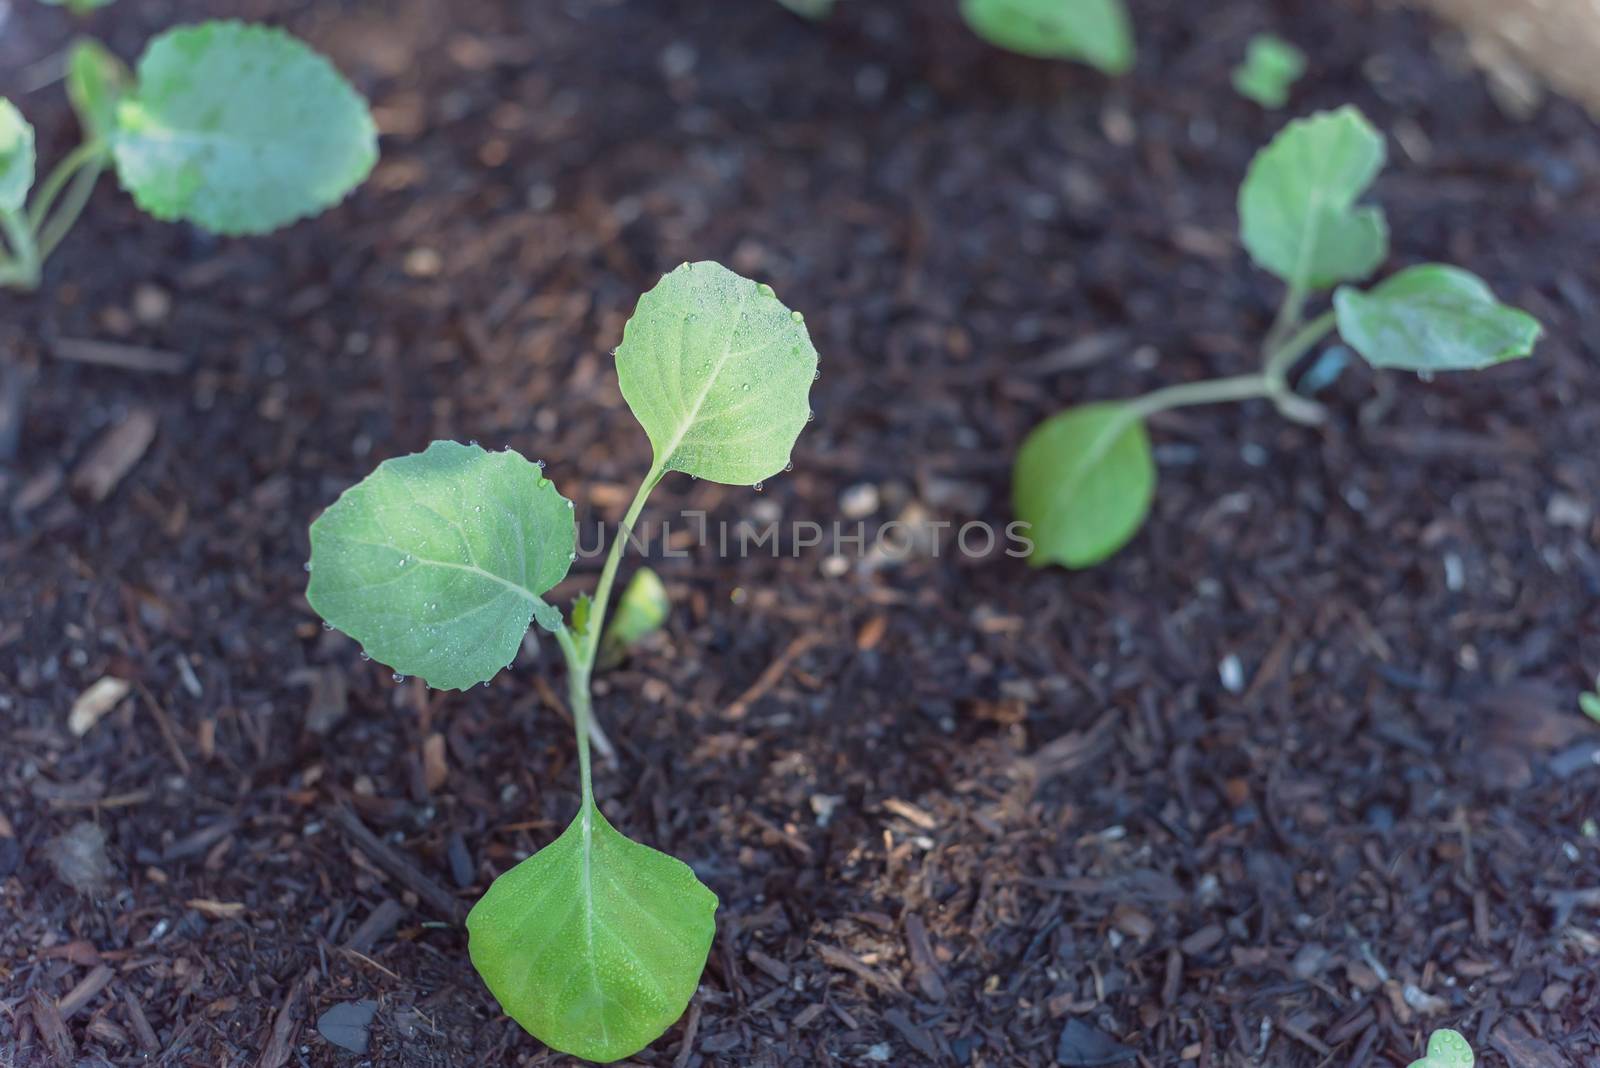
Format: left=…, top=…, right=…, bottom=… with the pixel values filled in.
left=1262, top=309, right=1337, bottom=385
left=0, top=209, right=40, bottom=289
left=27, top=141, right=105, bottom=233
left=1125, top=373, right=1280, bottom=421
left=553, top=461, right=666, bottom=802
left=36, top=155, right=105, bottom=262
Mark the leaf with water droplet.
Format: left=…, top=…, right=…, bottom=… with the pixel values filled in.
left=960, top=0, right=1134, bottom=75
left=112, top=21, right=376, bottom=235
left=1406, top=1028, right=1474, bottom=1068
left=1334, top=264, right=1541, bottom=373
left=307, top=441, right=575, bottom=691
left=1239, top=106, right=1388, bottom=291
left=1013, top=402, right=1154, bottom=569
left=616, top=261, right=817, bottom=486
left=467, top=800, right=717, bottom=1063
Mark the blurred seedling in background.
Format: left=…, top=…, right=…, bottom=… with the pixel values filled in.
left=1014, top=106, right=1542, bottom=568
left=1581, top=673, right=1600, bottom=723
left=1233, top=33, right=1306, bottom=108
left=0, top=21, right=375, bottom=289
left=1407, top=1028, right=1474, bottom=1068
left=306, top=262, right=819, bottom=1062
left=778, top=0, right=1135, bottom=76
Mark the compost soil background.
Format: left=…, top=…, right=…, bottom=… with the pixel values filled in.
left=4, top=0, right=1600, bottom=1065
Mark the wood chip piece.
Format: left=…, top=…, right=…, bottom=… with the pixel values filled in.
left=71, top=408, right=158, bottom=502
left=69, top=677, right=131, bottom=737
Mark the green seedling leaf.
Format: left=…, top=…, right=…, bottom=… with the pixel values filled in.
left=112, top=20, right=377, bottom=236
left=66, top=39, right=131, bottom=142
left=571, top=591, right=594, bottom=640
left=1232, top=33, right=1305, bottom=109
left=1582, top=691, right=1600, bottom=724
left=1013, top=402, right=1155, bottom=569
left=0, top=100, right=36, bottom=213
left=777, top=0, right=834, bottom=17
left=600, top=567, right=670, bottom=667
left=960, top=0, right=1134, bottom=75
left=306, top=441, right=575, bottom=691
left=1406, top=1028, right=1474, bottom=1068
left=467, top=800, right=718, bottom=1063
left=1334, top=265, right=1541, bottom=372
left=40, top=0, right=116, bottom=14
left=616, top=261, right=818, bottom=486
left=1239, top=106, right=1389, bottom=290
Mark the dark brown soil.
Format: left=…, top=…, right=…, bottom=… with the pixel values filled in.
left=4, top=0, right=1600, bottom=1066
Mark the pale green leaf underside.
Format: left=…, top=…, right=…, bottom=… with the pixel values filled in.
left=960, top=0, right=1134, bottom=74
left=112, top=21, right=377, bottom=236
left=1335, top=265, right=1541, bottom=372
left=0, top=100, right=36, bottom=213
left=1406, top=1028, right=1474, bottom=1068
left=306, top=441, right=575, bottom=692
left=1232, top=34, right=1306, bottom=109
left=67, top=39, right=131, bottom=143
left=616, top=261, right=818, bottom=486
left=1013, top=402, right=1155, bottom=569
left=1239, top=106, right=1389, bottom=290
left=468, top=801, right=718, bottom=1063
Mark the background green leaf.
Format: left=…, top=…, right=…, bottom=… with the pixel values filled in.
left=1406, top=1028, right=1474, bottom=1068
left=600, top=566, right=670, bottom=667
left=960, top=0, right=1134, bottom=75
left=0, top=100, right=36, bottom=213
left=1013, top=402, right=1155, bottom=569
left=1232, top=33, right=1306, bottom=109
left=39, top=0, right=116, bottom=14
left=112, top=20, right=377, bottom=236
left=1239, top=106, right=1388, bottom=290
left=776, top=0, right=834, bottom=17
left=66, top=39, right=131, bottom=142
left=468, top=801, right=718, bottom=1063
left=1334, top=265, right=1541, bottom=372
left=615, top=261, right=818, bottom=486
left=306, top=441, right=575, bottom=691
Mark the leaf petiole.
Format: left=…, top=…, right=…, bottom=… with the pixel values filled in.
left=26, top=140, right=106, bottom=232
left=36, top=152, right=106, bottom=262
left=0, top=208, right=39, bottom=288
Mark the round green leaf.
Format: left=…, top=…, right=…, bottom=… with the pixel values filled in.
left=468, top=801, right=718, bottom=1063
left=1013, top=402, right=1155, bottom=569
left=66, top=39, right=131, bottom=143
left=1406, top=1028, right=1474, bottom=1068
left=960, top=0, right=1134, bottom=75
left=1334, top=265, right=1542, bottom=373
left=306, top=441, right=575, bottom=692
left=615, top=262, right=818, bottom=486
left=112, top=20, right=377, bottom=236
left=0, top=100, right=36, bottom=213
left=1239, top=106, right=1389, bottom=290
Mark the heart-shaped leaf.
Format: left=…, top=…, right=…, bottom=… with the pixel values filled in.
left=615, top=262, right=817, bottom=486
left=1406, top=1028, right=1474, bottom=1068
left=1239, top=106, right=1388, bottom=290
left=1334, top=264, right=1541, bottom=372
left=306, top=441, right=575, bottom=691
left=66, top=39, right=131, bottom=143
left=960, top=0, right=1134, bottom=75
left=112, top=20, right=377, bottom=236
left=1013, top=402, right=1155, bottom=569
left=467, top=800, right=718, bottom=1063
left=0, top=100, right=36, bottom=213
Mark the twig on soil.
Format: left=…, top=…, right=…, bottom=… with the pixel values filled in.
left=256, top=971, right=310, bottom=1068
left=723, top=633, right=822, bottom=720
left=327, top=804, right=466, bottom=924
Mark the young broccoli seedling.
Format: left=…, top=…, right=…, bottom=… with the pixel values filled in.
left=1014, top=106, right=1542, bottom=568
left=960, top=0, right=1134, bottom=76
left=1408, top=1028, right=1474, bottom=1068
left=306, top=262, right=819, bottom=1063
left=1233, top=33, right=1306, bottom=109
left=0, top=21, right=375, bottom=290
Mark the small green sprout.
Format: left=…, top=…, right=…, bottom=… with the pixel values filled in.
left=306, top=262, right=819, bottom=1062
left=960, top=0, right=1134, bottom=75
left=1233, top=33, right=1306, bottom=108
left=1581, top=674, right=1600, bottom=723
left=0, top=21, right=376, bottom=290
left=600, top=566, right=671, bottom=668
left=1408, top=1028, right=1474, bottom=1068
left=1014, top=106, right=1542, bottom=568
